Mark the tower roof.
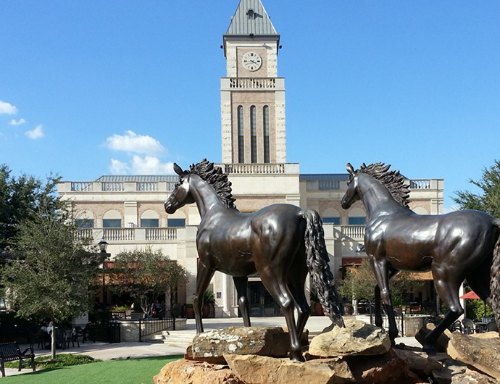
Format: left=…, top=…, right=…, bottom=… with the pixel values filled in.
left=225, top=0, right=279, bottom=37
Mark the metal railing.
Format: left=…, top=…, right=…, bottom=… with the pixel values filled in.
left=139, top=317, right=175, bottom=342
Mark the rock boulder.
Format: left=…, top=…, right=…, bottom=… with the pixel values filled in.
left=188, top=326, right=291, bottom=364
left=308, top=318, right=391, bottom=357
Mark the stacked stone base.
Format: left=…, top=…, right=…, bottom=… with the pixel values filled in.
left=153, top=319, right=500, bottom=384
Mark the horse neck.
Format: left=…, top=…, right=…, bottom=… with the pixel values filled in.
left=189, top=175, right=225, bottom=218
left=358, top=174, right=405, bottom=219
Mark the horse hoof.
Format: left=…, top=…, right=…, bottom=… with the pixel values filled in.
left=290, top=352, right=305, bottom=362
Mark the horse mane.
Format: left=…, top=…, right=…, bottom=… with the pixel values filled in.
left=359, top=163, right=410, bottom=208
left=188, top=159, right=238, bottom=210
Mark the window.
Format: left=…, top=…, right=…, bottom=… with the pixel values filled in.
left=103, top=219, right=121, bottom=228
left=348, top=217, right=366, bottom=225
left=250, top=105, right=257, bottom=163
left=318, top=179, right=340, bottom=190
left=75, top=219, right=94, bottom=228
left=263, top=105, right=270, bottom=163
left=323, top=217, right=341, bottom=225
left=140, top=219, right=159, bottom=228
left=237, top=106, right=244, bottom=163
left=168, top=218, right=186, bottom=228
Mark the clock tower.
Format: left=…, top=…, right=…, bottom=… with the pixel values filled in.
left=221, top=0, right=286, bottom=164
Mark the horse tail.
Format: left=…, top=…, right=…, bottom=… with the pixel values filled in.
left=301, top=209, right=344, bottom=327
left=488, top=219, right=500, bottom=331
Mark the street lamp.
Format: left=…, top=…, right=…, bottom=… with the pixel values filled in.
left=98, top=239, right=110, bottom=306
left=98, top=239, right=109, bottom=254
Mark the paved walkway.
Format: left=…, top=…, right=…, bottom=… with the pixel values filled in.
left=3, top=316, right=421, bottom=377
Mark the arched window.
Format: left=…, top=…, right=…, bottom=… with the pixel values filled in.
left=348, top=207, right=366, bottom=225
left=237, top=106, right=244, bottom=163
left=322, top=209, right=341, bottom=225
left=103, top=210, right=122, bottom=228
left=75, top=210, right=95, bottom=228
left=250, top=105, right=257, bottom=163
left=140, top=210, right=159, bottom=228
left=263, top=105, right=270, bottom=163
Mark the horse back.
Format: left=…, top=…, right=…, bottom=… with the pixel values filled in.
left=196, top=204, right=304, bottom=275
left=366, top=209, right=497, bottom=272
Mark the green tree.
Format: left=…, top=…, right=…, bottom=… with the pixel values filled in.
left=0, top=164, right=61, bottom=261
left=1, top=210, right=105, bottom=359
left=340, top=259, right=425, bottom=307
left=109, top=248, right=188, bottom=315
left=453, top=160, right=500, bottom=217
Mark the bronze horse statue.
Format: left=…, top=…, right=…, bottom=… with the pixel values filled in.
left=164, top=159, right=344, bottom=361
left=341, top=162, right=500, bottom=349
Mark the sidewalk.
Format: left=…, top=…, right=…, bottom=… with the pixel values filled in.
left=3, top=316, right=421, bottom=377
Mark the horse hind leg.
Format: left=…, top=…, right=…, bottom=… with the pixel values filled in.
left=425, top=274, right=464, bottom=350
left=233, top=276, right=251, bottom=327
left=260, top=272, right=304, bottom=362
left=287, top=268, right=310, bottom=342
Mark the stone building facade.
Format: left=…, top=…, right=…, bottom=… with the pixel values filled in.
left=57, top=0, right=443, bottom=317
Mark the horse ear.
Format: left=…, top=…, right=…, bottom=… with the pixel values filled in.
left=173, top=163, right=184, bottom=176
left=346, top=163, right=355, bottom=175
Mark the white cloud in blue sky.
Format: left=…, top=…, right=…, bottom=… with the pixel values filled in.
left=105, top=130, right=165, bottom=155
left=110, top=155, right=173, bottom=175
left=25, top=124, right=45, bottom=140
left=106, top=131, right=172, bottom=174
left=0, top=100, right=18, bottom=115
left=9, top=118, right=26, bottom=126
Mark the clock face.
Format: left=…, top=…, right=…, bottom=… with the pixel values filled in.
left=242, top=52, right=262, bottom=71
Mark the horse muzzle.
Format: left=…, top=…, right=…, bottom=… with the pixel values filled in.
left=164, top=201, right=176, bottom=214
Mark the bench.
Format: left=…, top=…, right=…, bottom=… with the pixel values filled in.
left=0, top=342, right=36, bottom=377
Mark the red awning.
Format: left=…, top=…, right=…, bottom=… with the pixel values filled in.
left=459, top=290, right=480, bottom=300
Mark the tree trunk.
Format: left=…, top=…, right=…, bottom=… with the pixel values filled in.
left=50, top=323, right=56, bottom=360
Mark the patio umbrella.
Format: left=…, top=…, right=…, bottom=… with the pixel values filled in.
left=460, top=290, right=480, bottom=300
left=460, top=290, right=487, bottom=319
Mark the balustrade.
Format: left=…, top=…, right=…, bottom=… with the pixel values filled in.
left=71, top=182, right=93, bottom=192
left=409, top=179, right=431, bottom=189
left=76, top=227, right=178, bottom=242
left=340, top=225, right=365, bottom=240
left=145, top=228, right=177, bottom=241
left=229, top=77, right=276, bottom=89
left=223, top=163, right=286, bottom=174
left=103, top=228, right=135, bottom=241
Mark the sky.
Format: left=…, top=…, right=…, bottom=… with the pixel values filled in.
left=1, top=1, right=499, bottom=211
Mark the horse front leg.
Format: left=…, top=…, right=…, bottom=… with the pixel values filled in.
left=371, top=258, right=398, bottom=344
left=193, top=260, right=215, bottom=334
left=233, top=276, right=251, bottom=327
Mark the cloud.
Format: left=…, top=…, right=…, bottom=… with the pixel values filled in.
left=105, top=130, right=165, bottom=155
left=9, top=118, right=26, bottom=126
left=25, top=124, right=45, bottom=139
left=0, top=100, right=18, bottom=115
left=109, top=159, right=130, bottom=174
left=109, top=155, right=174, bottom=175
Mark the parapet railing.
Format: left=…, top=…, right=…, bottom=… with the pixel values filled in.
left=75, top=227, right=179, bottom=242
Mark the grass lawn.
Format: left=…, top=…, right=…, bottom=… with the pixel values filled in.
left=3, top=355, right=182, bottom=384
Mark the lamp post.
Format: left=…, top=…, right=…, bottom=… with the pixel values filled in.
left=98, top=239, right=109, bottom=306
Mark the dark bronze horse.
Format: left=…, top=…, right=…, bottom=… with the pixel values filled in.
left=341, top=162, right=500, bottom=349
left=164, top=159, right=344, bottom=361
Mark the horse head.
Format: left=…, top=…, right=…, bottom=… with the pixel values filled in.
left=341, top=163, right=360, bottom=209
left=164, top=163, right=195, bottom=214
